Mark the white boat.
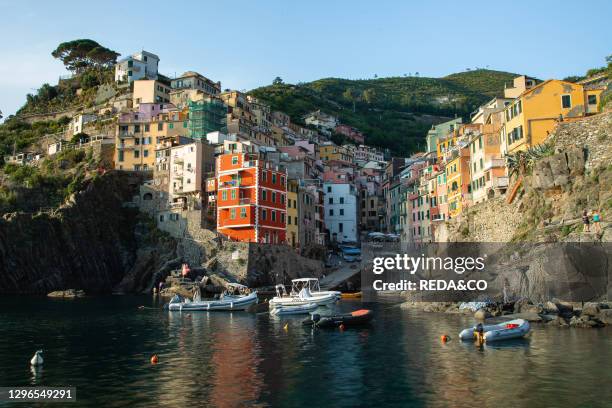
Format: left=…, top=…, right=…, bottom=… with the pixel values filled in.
left=167, top=283, right=258, bottom=311
left=290, top=278, right=341, bottom=300
left=269, top=282, right=338, bottom=308
left=269, top=303, right=319, bottom=316
left=459, top=319, right=530, bottom=342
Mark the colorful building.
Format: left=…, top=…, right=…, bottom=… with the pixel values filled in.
left=501, top=79, right=604, bottom=155
left=445, top=146, right=471, bottom=219
left=114, top=103, right=188, bottom=171
left=214, top=142, right=287, bottom=243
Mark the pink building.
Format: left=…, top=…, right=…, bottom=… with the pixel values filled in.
left=335, top=124, right=365, bottom=144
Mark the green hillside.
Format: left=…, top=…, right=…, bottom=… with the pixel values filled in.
left=249, top=69, right=520, bottom=155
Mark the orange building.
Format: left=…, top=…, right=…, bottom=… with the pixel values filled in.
left=213, top=144, right=287, bottom=243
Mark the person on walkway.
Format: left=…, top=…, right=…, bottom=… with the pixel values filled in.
left=582, top=209, right=590, bottom=233
left=592, top=209, right=602, bottom=234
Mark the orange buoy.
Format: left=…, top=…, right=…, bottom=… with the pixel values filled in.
left=151, top=355, right=159, bottom=364
left=440, top=335, right=449, bottom=343
left=339, top=324, right=345, bottom=331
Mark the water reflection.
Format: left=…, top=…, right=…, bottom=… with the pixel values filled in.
left=0, top=297, right=610, bottom=407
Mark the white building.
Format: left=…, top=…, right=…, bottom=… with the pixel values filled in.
left=303, top=110, right=338, bottom=136
left=206, top=131, right=235, bottom=145
left=323, top=182, right=358, bottom=243
left=69, top=113, right=97, bottom=135
left=115, top=51, right=160, bottom=83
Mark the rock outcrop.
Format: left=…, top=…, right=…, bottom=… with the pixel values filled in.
left=0, top=172, right=177, bottom=294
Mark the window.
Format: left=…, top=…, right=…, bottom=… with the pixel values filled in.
left=288, top=215, right=292, bottom=225
left=230, top=209, right=236, bottom=219
left=339, top=223, right=343, bottom=232
left=240, top=207, right=247, bottom=219
left=272, top=173, right=277, bottom=184
left=262, top=209, right=267, bottom=220
left=281, top=213, right=285, bottom=223
left=327, top=186, right=332, bottom=193
left=232, top=156, right=238, bottom=165
left=118, top=151, right=124, bottom=162
left=262, top=171, right=267, bottom=181
left=562, top=94, right=572, bottom=109
left=328, top=197, right=333, bottom=204
left=144, top=124, right=150, bottom=132
left=479, top=158, right=483, bottom=170
left=159, top=215, right=164, bottom=222
left=329, top=209, right=334, bottom=216
left=134, top=125, right=140, bottom=133
left=478, top=136, right=482, bottom=149
left=143, top=150, right=149, bottom=158
left=339, top=197, right=344, bottom=204
left=339, top=209, right=344, bottom=216
left=134, top=150, right=140, bottom=158
left=222, top=190, right=227, bottom=200
left=272, top=192, right=276, bottom=203
left=183, top=121, right=188, bottom=128
left=588, top=95, right=597, bottom=105
left=262, top=190, right=267, bottom=200
left=272, top=211, right=276, bottom=222
left=158, top=123, right=163, bottom=131
left=231, top=190, right=236, bottom=200
left=281, top=176, right=285, bottom=185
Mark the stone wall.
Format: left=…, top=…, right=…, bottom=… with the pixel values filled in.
left=434, top=197, right=523, bottom=242
left=552, top=112, right=612, bottom=170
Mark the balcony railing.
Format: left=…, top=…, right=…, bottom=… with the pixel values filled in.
left=489, top=176, right=509, bottom=188
left=239, top=198, right=252, bottom=205
left=484, top=158, right=506, bottom=171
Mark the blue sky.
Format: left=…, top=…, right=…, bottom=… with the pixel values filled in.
left=1, top=0, right=611, bottom=121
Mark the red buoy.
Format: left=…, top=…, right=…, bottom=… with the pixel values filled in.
left=151, top=355, right=159, bottom=364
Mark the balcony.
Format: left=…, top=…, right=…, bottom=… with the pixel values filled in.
left=243, top=160, right=259, bottom=168
left=117, top=144, right=134, bottom=150
left=490, top=176, right=509, bottom=188
left=239, top=198, right=252, bottom=205
left=484, top=158, right=506, bottom=171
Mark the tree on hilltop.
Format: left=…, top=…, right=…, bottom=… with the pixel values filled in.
left=51, top=39, right=119, bottom=73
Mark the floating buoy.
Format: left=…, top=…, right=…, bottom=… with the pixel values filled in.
left=339, top=324, right=345, bottom=331
left=138, top=306, right=145, bottom=310
left=283, top=323, right=289, bottom=331
left=150, top=355, right=159, bottom=364
left=440, top=335, right=450, bottom=343
left=30, top=350, right=43, bottom=366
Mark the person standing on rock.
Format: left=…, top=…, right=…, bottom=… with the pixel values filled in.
left=582, top=209, right=590, bottom=233
left=592, top=209, right=602, bottom=234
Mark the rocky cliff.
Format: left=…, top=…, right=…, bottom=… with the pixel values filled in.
left=439, top=112, right=612, bottom=243
left=0, top=172, right=178, bottom=294
left=432, top=112, right=612, bottom=302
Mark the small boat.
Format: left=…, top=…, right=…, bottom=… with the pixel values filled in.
left=459, top=319, right=530, bottom=342
left=167, top=283, right=257, bottom=311
left=291, top=278, right=341, bottom=299
left=270, top=303, right=318, bottom=316
left=341, top=291, right=362, bottom=299
left=303, top=309, right=374, bottom=328
left=269, top=280, right=339, bottom=308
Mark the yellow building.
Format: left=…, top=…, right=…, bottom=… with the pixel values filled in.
left=133, top=79, right=172, bottom=107
left=114, top=105, right=189, bottom=171
left=286, top=179, right=299, bottom=248
left=445, top=147, right=471, bottom=219
left=501, top=79, right=604, bottom=155
left=320, top=143, right=353, bottom=162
